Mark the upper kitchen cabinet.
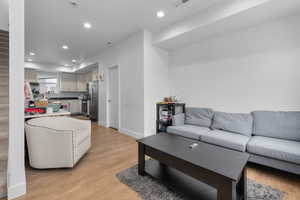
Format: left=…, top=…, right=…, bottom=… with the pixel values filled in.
left=25, top=69, right=38, bottom=83
left=60, top=72, right=77, bottom=91
left=76, top=73, right=88, bottom=92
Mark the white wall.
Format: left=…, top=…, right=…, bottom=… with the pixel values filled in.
left=85, top=30, right=169, bottom=138
left=8, top=0, right=26, bottom=199
left=0, top=0, right=9, bottom=31
left=87, top=31, right=145, bottom=138
left=169, top=14, right=300, bottom=113
left=144, top=31, right=169, bottom=136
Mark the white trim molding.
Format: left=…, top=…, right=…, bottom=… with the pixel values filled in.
left=119, top=128, right=143, bottom=139
left=8, top=182, right=26, bottom=200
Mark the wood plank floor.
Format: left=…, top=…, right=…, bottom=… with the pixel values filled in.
left=5, top=123, right=300, bottom=200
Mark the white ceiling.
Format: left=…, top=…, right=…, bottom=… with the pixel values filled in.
left=25, top=0, right=224, bottom=68
left=155, top=0, right=300, bottom=50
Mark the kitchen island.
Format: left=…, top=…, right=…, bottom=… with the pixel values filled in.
left=25, top=109, right=71, bottom=119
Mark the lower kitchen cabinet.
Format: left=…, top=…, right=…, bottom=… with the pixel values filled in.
left=69, top=100, right=81, bottom=114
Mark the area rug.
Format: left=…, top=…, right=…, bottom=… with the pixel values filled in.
left=116, top=160, right=285, bottom=200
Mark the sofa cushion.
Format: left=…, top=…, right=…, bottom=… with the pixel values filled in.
left=167, top=125, right=210, bottom=140
left=185, top=107, right=214, bottom=128
left=172, top=113, right=185, bottom=126
left=211, top=112, right=253, bottom=137
left=252, top=111, right=300, bottom=141
left=201, top=130, right=250, bottom=152
left=247, top=136, right=300, bottom=165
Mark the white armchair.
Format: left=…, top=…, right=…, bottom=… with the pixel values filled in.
left=25, top=117, right=91, bottom=169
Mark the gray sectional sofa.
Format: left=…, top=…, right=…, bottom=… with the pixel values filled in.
left=167, top=107, right=300, bottom=175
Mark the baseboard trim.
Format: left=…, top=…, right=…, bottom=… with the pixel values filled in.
left=144, top=131, right=155, bottom=138
left=8, top=182, right=26, bottom=200
left=119, top=128, right=143, bottom=139
left=98, top=121, right=108, bottom=128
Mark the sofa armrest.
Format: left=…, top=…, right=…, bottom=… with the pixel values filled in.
left=25, top=124, right=74, bottom=168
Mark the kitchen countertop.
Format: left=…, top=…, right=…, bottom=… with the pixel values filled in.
left=25, top=109, right=71, bottom=119
left=48, top=97, right=80, bottom=100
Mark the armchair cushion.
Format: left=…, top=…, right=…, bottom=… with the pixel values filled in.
left=25, top=117, right=91, bottom=169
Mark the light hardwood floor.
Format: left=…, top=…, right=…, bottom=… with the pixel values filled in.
left=5, top=123, right=300, bottom=200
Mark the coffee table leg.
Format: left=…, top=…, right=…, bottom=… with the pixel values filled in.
left=138, top=143, right=145, bottom=176
left=218, top=180, right=236, bottom=200
left=237, top=168, right=247, bottom=200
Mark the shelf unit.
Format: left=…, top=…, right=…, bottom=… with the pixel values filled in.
left=156, top=103, right=185, bottom=133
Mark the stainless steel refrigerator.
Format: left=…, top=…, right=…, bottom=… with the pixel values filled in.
left=88, top=81, right=99, bottom=121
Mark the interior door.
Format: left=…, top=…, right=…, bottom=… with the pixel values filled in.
left=108, top=66, right=119, bottom=129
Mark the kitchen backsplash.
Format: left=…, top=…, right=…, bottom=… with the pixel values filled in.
left=47, top=91, right=88, bottom=98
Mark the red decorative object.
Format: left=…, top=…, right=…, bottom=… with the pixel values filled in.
left=25, top=108, right=46, bottom=115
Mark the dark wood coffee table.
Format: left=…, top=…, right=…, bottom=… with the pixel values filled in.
left=137, top=133, right=249, bottom=200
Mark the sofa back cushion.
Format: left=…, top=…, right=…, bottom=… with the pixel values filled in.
left=211, top=112, right=253, bottom=137
left=185, top=107, right=214, bottom=128
left=252, top=111, right=300, bottom=141
left=172, top=113, right=185, bottom=126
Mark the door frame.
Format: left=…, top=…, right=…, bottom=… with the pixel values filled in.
left=106, top=65, right=120, bottom=130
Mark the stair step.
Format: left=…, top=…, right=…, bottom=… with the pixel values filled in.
left=0, top=139, right=8, bottom=161
left=0, top=46, right=8, bottom=50
left=0, top=117, right=8, bottom=127
left=0, top=30, right=9, bottom=35
left=0, top=132, right=8, bottom=141
left=0, top=61, right=8, bottom=66
left=0, top=37, right=8, bottom=43
left=0, top=99, right=9, bottom=103
left=0, top=42, right=8, bottom=47
left=0, top=52, right=8, bottom=57
left=0, top=160, right=7, bottom=172
left=0, top=82, right=8, bottom=86
left=0, top=50, right=8, bottom=54
left=0, top=72, right=8, bottom=78
left=0, top=38, right=8, bottom=44
left=0, top=86, right=8, bottom=94
left=0, top=70, right=8, bottom=74
left=0, top=77, right=8, bottom=83
left=0, top=170, right=7, bottom=198
left=0, top=104, right=8, bottom=116
left=0, top=97, right=8, bottom=104
left=0, top=66, right=8, bottom=70
left=0, top=35, right=9, bottom=40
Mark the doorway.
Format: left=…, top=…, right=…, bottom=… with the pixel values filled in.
left=107, top=66, right=119, bottom=129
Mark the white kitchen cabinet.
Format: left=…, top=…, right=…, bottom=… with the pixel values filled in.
left=69, top=100, right=81, bottom=114
left=60, top=70, right=98, bottom=92
left=60, top=73, right=77, bottom=91
left=25, top=69, right=38, bottom=83
left=55, top=99, right=81, bottom=114
left=76, top=73, right=87, bottom=91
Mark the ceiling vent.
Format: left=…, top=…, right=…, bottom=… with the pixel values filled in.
left=173, top=0, right=190, bottom=7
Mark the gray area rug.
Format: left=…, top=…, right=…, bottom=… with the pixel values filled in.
left=116, top=160, right=285, bottom=200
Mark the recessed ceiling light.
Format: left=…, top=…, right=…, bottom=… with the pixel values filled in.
left=83, top=22, right=92, bottom=29
left=156, top=11, right=165, bottom=18
left=69, top=1, right=79, bottom=7
left=29, top=52, right=35, bottom=56
left=72, top=59, right=77, bottom=63
left=62, top=45, right=69, bottom=50
left=27, top=58, right=33, bottom=62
